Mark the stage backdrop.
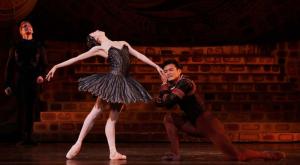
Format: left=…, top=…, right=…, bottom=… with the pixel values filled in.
left=2, top=40, right=300, bottom=142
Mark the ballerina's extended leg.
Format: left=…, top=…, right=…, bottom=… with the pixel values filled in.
left=66, top=98, right=103, bottom=159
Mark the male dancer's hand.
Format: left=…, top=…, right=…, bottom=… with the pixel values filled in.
left=36, top=76, right=44, bottom=84
left=46, top=66, right=57, bottom=81
left=4, top=87, right=12, bottom=96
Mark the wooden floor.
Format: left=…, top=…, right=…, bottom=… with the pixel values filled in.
left=0, top=142, right=299, bottom=164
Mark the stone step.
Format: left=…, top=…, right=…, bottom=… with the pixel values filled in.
left=34, top=121, right=165, bottom=134
left=41, top=100, right=300, bottom=112
left=34, top=132, right=300, bottom=142
left=35, top=118, right=300, bottom=133
left=44, top=102, right=159, bottom=111
left=41, top=93, right=300, bottom=103
left=34, top=132, right=168, bottom=142
left=39, top=111, right=300, bottom=123
left=39, top=111, right=166, bottom=122
left=45, top=80, right=299, bottom=95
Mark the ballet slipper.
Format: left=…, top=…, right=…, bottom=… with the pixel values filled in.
left=66, top=144, right=82, bottom=159
left=110, top=152, right=127, bottom=160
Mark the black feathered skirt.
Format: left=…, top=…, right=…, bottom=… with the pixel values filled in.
left=78, top=73, right=152, bottom=104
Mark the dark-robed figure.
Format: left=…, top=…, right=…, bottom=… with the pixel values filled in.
left=4, top=21, right=47, bottom=145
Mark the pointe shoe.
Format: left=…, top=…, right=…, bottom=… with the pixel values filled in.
left=66, top=144, right=81, bottom=159
left=161, top=152, right=181, bottom=161
left=110, top=152, right=127, bottom=160
left=263, top=151, right=286, bottom=161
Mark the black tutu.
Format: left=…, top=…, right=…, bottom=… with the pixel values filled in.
left=78, top=45, right=152, bottom=104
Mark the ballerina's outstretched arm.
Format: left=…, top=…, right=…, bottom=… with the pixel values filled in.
left=124, top=42, right=166, bottom=79
left=46, top=46, right=107, bottom=81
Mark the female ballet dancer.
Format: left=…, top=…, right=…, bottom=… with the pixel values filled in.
left=46, top=30, right=165, bottom=160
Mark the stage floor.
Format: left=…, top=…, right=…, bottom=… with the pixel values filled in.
left=0, top=142, right=299, bottom=164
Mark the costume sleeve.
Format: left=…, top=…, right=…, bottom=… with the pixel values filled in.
left=37, top=45, right=48, bottom=77
left=4, top=47, right=16, bottom=88
left=156, top=79, right=195, bottom=109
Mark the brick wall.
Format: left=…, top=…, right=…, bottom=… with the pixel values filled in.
left=1, top=40, right=300, bottom=142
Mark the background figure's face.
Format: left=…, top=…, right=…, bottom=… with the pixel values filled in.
left=89, top=30, right=105, bottom=44
left=19, top=22, right=33, bottom=37
left=163, top=64, right=182, bottom=81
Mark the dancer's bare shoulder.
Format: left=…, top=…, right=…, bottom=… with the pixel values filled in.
left=112, top=41, right=129, bottom=49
